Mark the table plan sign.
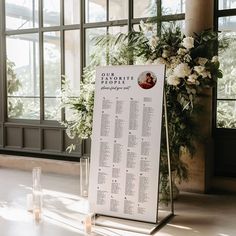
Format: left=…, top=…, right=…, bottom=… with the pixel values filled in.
left=89, top=65, right=165, bottom=223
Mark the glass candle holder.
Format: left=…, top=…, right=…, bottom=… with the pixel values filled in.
left=33, top=190, right=43, bottom=222
left=80, top=156, right=90, bottom=197
left=32, top=167, right=41, bottom=191
left=83, top=213, right=96, bottom=235
left=32, top=167, right=43, bottom=222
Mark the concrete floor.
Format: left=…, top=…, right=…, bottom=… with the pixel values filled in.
left=0, top=168, right=236, bottom=236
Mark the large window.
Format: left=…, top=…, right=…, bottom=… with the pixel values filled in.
left=0, top=0, right=185, bottom=158
left=215, top=0, right=236, bottom=177
left=216, top=2, right=236, bottom=128
left=5, top=0, right=80, bottom=121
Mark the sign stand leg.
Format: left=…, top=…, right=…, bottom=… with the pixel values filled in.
left=163, top=90, right=174, bottom=215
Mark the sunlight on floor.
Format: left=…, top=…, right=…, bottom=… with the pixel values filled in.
left=167, top=223, right=192, bottom=230
left=0, top=203, right=32, bottom=222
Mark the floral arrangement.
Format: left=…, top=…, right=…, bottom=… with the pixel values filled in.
left=136, top=21, right=222, bottom=106
left=61, top=75, right=94, bottom=152
left=61, top=21, right=223, bottom=200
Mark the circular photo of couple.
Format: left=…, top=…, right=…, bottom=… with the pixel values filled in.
left=138, top=71, right=157, bottom=90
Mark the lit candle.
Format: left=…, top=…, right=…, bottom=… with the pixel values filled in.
left=26, top=194, right=33, bottom=212
left=34, top=208, right=41, bottom=222
left=83, top=190, right=88, bottom=197
left=84, top=214, right=92, bottom=234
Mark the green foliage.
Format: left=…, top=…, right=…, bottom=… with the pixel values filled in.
left=7, top=59, right=23, bottom=118
left=217, top=101, right=236, bottom=128
left=216, top=32, right=236, bottom=128
left=61, top=77, right=94, bottom=152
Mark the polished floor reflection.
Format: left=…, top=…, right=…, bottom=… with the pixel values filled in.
left=0, top=168, right=236, bottom=236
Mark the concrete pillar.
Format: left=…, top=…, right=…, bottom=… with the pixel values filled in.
left=179, top=0, right=214, bottom=193
left=185, top=0, right=214, bottom=36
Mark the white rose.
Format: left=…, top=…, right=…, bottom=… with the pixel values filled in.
left=189, top=73, right=198, bottom=80
left=194, top=66, right=205, bottom=74
left=187, top=74, right=198, bottom=84
left=211, top=56, right=218, bottom=63
left=182, top=37, right=194, bottom=49
left=167, top=75, right=181, bottom=86
left=174, top=63, right=192, bottom=78
left=197, top=57, right=208, bottom=66
left=145, top=60, right=153, bottom=65
left=194, top=66, right=211, bottom=78
left=154, top=57, right=167, bottom=65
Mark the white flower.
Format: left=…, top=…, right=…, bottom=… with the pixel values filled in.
left=177, top=48, right=187, bottom=55
left=187, top=73, right=198, bottom=84
left=162, top=49, right=170, bottom=58
left=211, top=56, right=218, bottom=63
left=189, top=73, right=198, bottom=80
left=170, top=56, right=181, bottom=68
left=201, top=71, right=212, bottom=78
left=194, top=66, right=205, bottom=74
left=194, top=66, right=211, bottom=78
left=167, top=75, right=181, bottom=86
left=174, top=63, right=192, bottom=78
left=145, top=60, right=153, bottom=65
left=197, top=57, right=208, bottom=66
left=149, top=35, right=159, bottom=48
left=182, top=37, right=194, bottom=49
left=154, top=57, right=167, bottom=65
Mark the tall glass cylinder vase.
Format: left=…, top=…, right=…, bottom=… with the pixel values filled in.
left=80, top=156, right=90, bottom=197
left=32, top=167, right=41, bottom=191
left=33, top=188, right=43, bottom=222
left=32, top=167, right=43, bottom=221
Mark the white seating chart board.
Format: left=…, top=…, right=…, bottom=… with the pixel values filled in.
left=89, top=65, right=165, bottom=223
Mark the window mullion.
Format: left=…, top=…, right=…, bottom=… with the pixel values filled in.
left=39, top=0, right=44, bottom=122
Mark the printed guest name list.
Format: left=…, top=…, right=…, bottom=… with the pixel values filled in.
left=89, top=65, right=165, bottom=223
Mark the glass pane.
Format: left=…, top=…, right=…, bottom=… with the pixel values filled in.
left=134, top=0, right=156, bottom=18
left=108, top=26, right=128, bottom=65
left=43, top=31, right=61, bottom=97
left=65, top=30, right=80, bottom=95
left=162, top=20, right=185, bottom=32
left=108, top=26, right=128, bottom=35
left=44, top=98, right=61, bottom=120
left=86, top=0, right=106, bottom=23
left=6, top=34, right=39, bottom=97
left=109, top=0, right=128, bottom=21
left=217, top=101, right=236, bottom=128
left=217, top=32, right=236, bottom=99
left=8, top=97, right=39, bottom=119
left=86, top=27, right=106, bottom=65
left=64, top=0, right=80, bottom=25
left=5, top=0, right=38, bottom=30
left=219, top=0, right=236, bottom=9
left=43, top=0, right=60, bottom=27
left=162, top=0, right=185, bottom=15
left=219, top=16, right=236, bottom=32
